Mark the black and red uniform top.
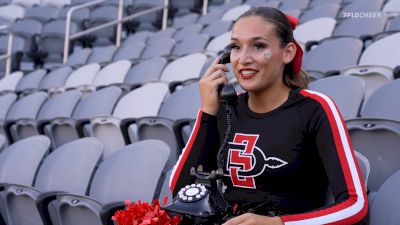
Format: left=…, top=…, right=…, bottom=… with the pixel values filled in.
left=169, top=88, right=368, bottom=224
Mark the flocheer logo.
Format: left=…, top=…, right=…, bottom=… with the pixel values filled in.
left=340, top=11, right=382, bottom=19
left=226, top=133, right=288, bottom=189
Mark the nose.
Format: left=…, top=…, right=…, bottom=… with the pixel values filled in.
left=237, top=48, right=253, bottom=65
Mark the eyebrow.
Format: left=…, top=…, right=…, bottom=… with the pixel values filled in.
left=231, top=37, right=268, bottom=42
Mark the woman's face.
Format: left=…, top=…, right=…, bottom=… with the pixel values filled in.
left=230, top=16, right=294, bottom=93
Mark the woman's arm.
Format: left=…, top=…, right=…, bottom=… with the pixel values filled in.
left=279, top=90, right=368, bottom=225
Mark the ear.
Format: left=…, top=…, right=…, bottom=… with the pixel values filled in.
left=283, top=42, right=296, bottom=64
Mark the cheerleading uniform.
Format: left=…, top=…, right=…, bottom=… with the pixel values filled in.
left=169, top=88, right=368, bottom=224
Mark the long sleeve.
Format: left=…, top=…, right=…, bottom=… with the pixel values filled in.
left=169, top=109, right=221, bottom=196
left=281, top=90, right=368, bottom=224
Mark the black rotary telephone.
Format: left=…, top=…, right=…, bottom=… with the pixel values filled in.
left=162, top=45, right=237, bottom=224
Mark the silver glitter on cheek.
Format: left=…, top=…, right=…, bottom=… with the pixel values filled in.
left=264, top=49, right=272, bottom=59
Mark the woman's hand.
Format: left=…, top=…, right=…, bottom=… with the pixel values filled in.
left=222, top=213, right=284, bottom=225
left=199, top=57, right=229, bottom=115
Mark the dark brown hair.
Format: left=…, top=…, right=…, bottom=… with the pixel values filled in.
left=236, top=7, right=309, bottom=89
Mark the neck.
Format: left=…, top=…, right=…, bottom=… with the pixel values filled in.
left=248, top=84, right=290, bottom=114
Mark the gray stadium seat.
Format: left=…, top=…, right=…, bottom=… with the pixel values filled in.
left=92, top=60, right=131, bottom=87
left=279, top=0, right=310, bottom=11
left=0, top=4, right=25, bottom=21
left=201, top=20, right=232, bottom=38
left=369, top=169, right=400, bottom=225
left=0, top=135, right=50, bottom=224
left=1, top=137, right=103, bottom=225
left=88, top=5, right=118, bottom=46
left=294, top=17, right=336, bottom=50
left=17, top=90, right=82, bottom=144
left=64, top=63, right=100, bottom=89
left=0, top=134, right=4, bottom=152
left=355, top=151, right=370, bottom=187
left=302, top=37, right=363, bottom=75
left=135, top=82, right=201, bottom=169
left=310, top=0, right=342, bottom=7
left=356, top=32, right=400, bottom=69
left=141, top=38, right=176, bottom=59
left=6, top=92, right=48, bottom=143
left=205, top=31, right=230, bottom=55
left=386, top=15, right=400, bottom=32
left=54, top=140, right=170, bottom=225
left=39, top=19, right=80, bottom=65
left=346, top=118, right=400, bottom=193
left=172, top=13, right=199, bottom=29
left=383, top=0, right=400, bottom=17
left=90, top=82, right=169, bottom=156
left=333, top=15, right=387, bottom=39
left=197, top=9, right=224, bottom=25
left=123, top=57, right=167, bottom=86
left=146, top=27, right=176, bottom=44
left=15, top=69, right=47, bottom=94
left=244, top=0, right=280, bottom=8
left=86, top=45, right=117, bottom=65
left=360, top=79, right=400, bottom=121
left=24, top=5, right=60, bottom=23
left=160, top=53, right=207, bottom=82
left=173, top=23, right=203, bottom=42
left=0, top=92, right=17, bottom=146
left=112, top=41, right=145, bottom=62
left=39, top=66, right=72, bottom=91
left=299, top=3, right=340, bottom=23
left=0, top=71, right=23, bottom=93
left=221, top=5, right=251, bottom=21
left=171, top=0, right=202, bottom=17
left=45, top=86, right=122, bottom=149
left=65, top=48, right=92, bottom=68
left=171, top=34, right=210, bottom=58
left=309, top=76, right=365, bottom=120
left=121, top=31, right=151, bottom=45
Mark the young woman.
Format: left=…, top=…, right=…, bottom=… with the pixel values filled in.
left=169, top=7, right=368, bottom=225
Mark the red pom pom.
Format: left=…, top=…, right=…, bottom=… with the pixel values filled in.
left=112, top=198, right=181, bottom=225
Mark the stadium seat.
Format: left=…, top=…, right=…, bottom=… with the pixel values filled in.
left=205, top=31, right=230, bottom=55
left=87, top=5, right=119, bottom=46
left=91, top=82, right=169, bottom=156
left=302, top=37, right=363, bottom=75
left=369, top=169, right=400, bottom=225
left=244, top=0, right=280, bottom=8
left=141, top=38, right=176, bottom=59
left=159, top=53, right=207, bottom=82
left=201, top=20, right=232, bottom=39
left=355, top=150, right=370, bottom=187
left=86, top=45, right=117, bottom=65
left=133, top=82, right=201, bottom=169
left=197, top=9, right=224, bottom=25
left=146, top=27, right=176, bottom=44
left=360, top=78, right=400, bottom=121
left=6, top=91, right=48, bottom=143
left=332, top=15, right=387, bottom=39
left=1, top=137, right=103, bottom=225
left=294, top=17, right=336, bottom=50
left=44, top=86, right=121, bottom=149
left=173, top=23, right=203, bottom=42
left=386, top=15, right=400, bottom=32
left=346, top=118, right=400, bottom=193
left=14, top=69, right=47, bottom=95
left=310, top=0, right=342, bottom=7
left=112, top=41, right=145, bottom=62
left=24, top=5, right=60, bottom=23
left=171, top=34, right=209, bottom=58
left=0, top=135, right=51, bottom=224
left=221, top=5, right=251, bottom=21
left=53, top=140, right=170, bottom=225
left=383, top=0, right=400, bottom=16
left=172, top=13, right=199, bottom=29
left=309, top=75, right=365, bottom=120
left=299, top=3, right=340, bottom=23
left=92, top=60, right=131, bottom=88
left=64, top=63, right=100, bottom=89
left=279, top=0, right=310, bottom=11
left=123, top=57, right=167, bottom=86
left=38, top=66, right=72, bottom=91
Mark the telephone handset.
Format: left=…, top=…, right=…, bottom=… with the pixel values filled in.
left=218, top=45, right=237, bottom=105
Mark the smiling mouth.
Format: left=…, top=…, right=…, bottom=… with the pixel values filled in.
left=240, top=70, right=257, bottom=80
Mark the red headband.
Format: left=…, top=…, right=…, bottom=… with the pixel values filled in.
left=285, top=14, right=303, bottom=74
